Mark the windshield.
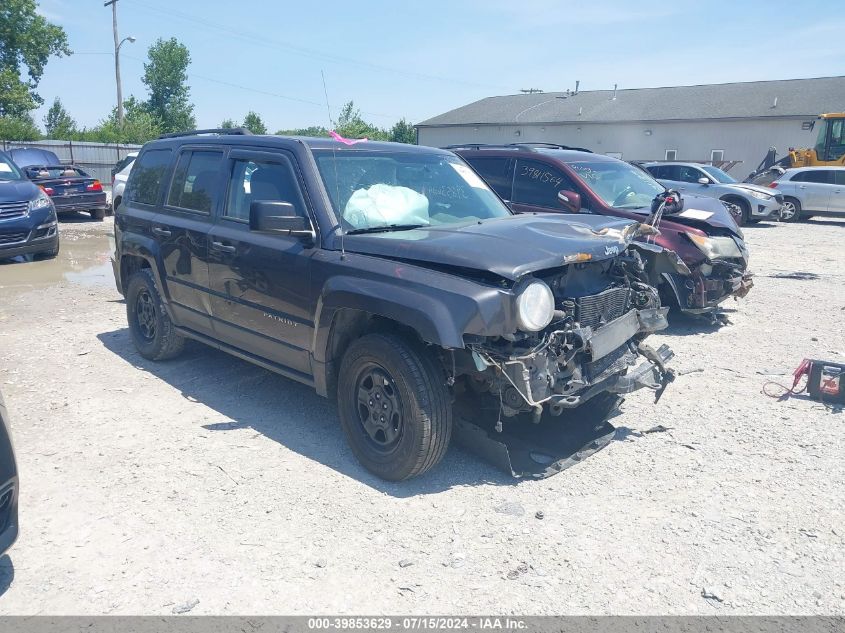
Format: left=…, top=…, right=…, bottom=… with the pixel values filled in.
left=0, top=154, right=23, bottom=181
left=314, top=150, right=511, bottom=231
left=569, top=160, right=665, bottom=210
left=702, top=165, right=737, bottom=184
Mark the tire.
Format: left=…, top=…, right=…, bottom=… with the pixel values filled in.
left=337, top=333, right=452, bottom=481
left=780, top=197, right=801, bottom=222
left=125, top=268, right=185, bottom=361
left=90, top=208, right=106, bottom=221
left=34, top=238, right=60, bottom=260
left=722, top=197, right=749, bottom=226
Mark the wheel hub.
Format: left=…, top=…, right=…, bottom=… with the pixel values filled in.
left=135, top=290, right=157, bottom=341
left=356, top=366, right=403, bottom=450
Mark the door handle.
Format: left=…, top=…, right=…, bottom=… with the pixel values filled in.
left=211, top=241, right=236, bottom=253
left=151, top=227, right=171, bottom=237
left=799, top=185, right=807, bottom=189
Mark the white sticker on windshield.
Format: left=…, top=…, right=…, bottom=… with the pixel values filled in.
left=679, top=209, right=713, bottom=220
left=0, top=163, right=12, bottom=173
left=450, top=162, right=487, bottom=189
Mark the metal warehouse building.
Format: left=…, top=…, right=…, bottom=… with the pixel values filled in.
left=416, top=76, right=845, bottom=178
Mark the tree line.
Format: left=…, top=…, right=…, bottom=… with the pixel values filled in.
left=1, top=1, right=416, bottom=145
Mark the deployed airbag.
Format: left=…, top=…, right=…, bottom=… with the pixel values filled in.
left=343, top=184, right=430, bottom=229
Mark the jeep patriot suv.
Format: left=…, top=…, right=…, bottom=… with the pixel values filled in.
left=112, top=129, right=673, bottom=480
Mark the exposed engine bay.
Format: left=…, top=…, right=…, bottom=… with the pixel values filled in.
left=457, top=243, right=675, bottom=424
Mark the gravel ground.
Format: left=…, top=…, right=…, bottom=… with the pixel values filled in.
left=0, top=215, right=843, bottom=615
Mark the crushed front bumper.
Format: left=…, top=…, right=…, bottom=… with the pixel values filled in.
left=471, top=307, right=675, bottom=413
left=668, top=265, right=753, bottom=314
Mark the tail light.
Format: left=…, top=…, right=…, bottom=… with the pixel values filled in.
left=769, top=182, right=778, bottom=188
left=86, top=180, right=103, bottom=192
left=39, top=185, right=55, bottom=196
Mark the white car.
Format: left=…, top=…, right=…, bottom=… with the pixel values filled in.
left=770, top=166, right=845, bottom=222
left=643, top=162, right=783, bottom=226
left=110, top=151, right=138, bottom=214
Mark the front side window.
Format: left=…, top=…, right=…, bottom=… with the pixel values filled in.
left=569, top=160, right=665, bottom=210
left=0, top=154, right=23, bottom=181
left=512, top=159, right=576, bottom=208
left=225, top=157, right=306, bottom=222
left=793, top=170, right=834, bottom=184
left=167, top=150, right=224, bottom=213
left=314, top=150, right=511, bottom=231
left=678, top=165, right=704, bottom=183
left=125, top=149, right=172, bottom=206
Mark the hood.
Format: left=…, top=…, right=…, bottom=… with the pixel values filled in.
left=343, top=213, right=640, bottom=281
left=0, top=179, right=40, bottom=204
left=629, top=192, right=742, bottom=237
left=726, top=182, right=778, bottom=197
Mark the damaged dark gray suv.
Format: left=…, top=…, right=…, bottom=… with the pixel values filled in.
left=112, top=130, right=674, bottom=480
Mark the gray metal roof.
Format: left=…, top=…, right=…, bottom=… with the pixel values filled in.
left=417, top=77, right=845, bottom=127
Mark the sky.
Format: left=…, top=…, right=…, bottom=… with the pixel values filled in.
left=30, top=0, right=845, bottom=133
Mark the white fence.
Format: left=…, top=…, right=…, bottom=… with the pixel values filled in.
left=0, top=139, right=142, bottom=186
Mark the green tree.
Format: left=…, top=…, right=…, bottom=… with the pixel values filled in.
left=276, top=125, right=329, bottom=137
left=335, top=101, right=387, bottom=140
left=0, top=0, right=71, bottom=117
left=242, top=111, right=267, bottom=134
left=389, top=118, right=416, bottom=144
left=77, top=96, right=160, bottom=144
left=220, top=118, right=236, bottom=129
left=43, top=97, right=76, bottom=138
left=0, top=114, right=41, bottom=141
left=142, top=37, right=195, bottom=134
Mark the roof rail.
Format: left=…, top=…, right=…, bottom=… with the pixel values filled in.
left=158, top=127, right=254, bottom=139
left=509, top=142, right=593, bottom=153
left=441, top=143, right=493, bottom=150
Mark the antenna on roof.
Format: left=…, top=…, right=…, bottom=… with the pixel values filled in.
left=772, top=97, right=778, bottom=108
left=321, top=70, right=345, bottom=261
left=612, top=84, right=618, bottom=100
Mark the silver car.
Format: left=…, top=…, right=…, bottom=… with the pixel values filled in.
left=110, top=151, right=137, bottom=214
left=770, top=166, right=845, bottom=222
left=643, top=162, right=783, bottom=226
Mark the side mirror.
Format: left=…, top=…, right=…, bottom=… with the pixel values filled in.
left=557, top=189, right=581, bottom=213
left=249, top=200, right=314, bottom=238
left=697, top=177, right=710, bottom=185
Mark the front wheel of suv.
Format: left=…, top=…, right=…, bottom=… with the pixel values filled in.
left=126, top=268, right=185, bottom=361
left=337, top=333, right=452, bottom=481
left=780, top=197, right=801, bottom=222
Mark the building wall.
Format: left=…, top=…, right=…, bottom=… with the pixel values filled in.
left=418, top=117, right=818, bottom=178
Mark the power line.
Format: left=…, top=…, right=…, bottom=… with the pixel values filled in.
left=124, top=0, right=512, bottom=92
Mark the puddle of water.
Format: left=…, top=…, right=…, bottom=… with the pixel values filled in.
left=0, top=231, right=115, bottom=296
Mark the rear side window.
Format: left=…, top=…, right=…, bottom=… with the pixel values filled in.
left=167, top=150, right=224, bottom=213
left=125, top=149, right=172, bottom=206
left=225, top=156, right=307, bottom=222
left=792, top=170, right=834, bottom=184
left=835, top=171, right=845, bottom=186
left=513, top=159, right=576, bottom=208
left=465, top=157, right=513, bottom=199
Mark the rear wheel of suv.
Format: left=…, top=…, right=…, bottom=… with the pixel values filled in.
left=780, top=197, right=801, bottom=222
left=90, top=208, right=106, bottom=221
left=126, top=268, right=185, bottom=361
left=337, top=333, right=452, bottom=481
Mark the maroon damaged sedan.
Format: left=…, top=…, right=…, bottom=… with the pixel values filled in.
left=455, top=145, right=752, bottom=316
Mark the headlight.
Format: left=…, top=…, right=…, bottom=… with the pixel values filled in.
left=686, top=233, right=743, bottom=260
left=748, top=189, right=771, bottom=200
left=29, top=193, right=53, bottom=211
left=515, top=280, right=555, bottom=332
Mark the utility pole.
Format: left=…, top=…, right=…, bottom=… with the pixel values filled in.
left=105, top=0, right=123, bottom=126
left=105, top=0, right=135, bottom=127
